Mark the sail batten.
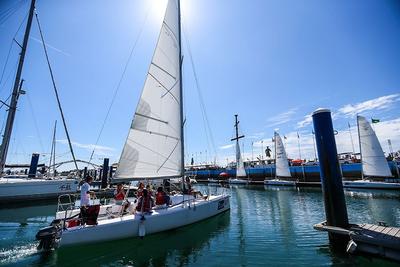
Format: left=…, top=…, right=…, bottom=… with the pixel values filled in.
left=275, top=132, right=291, bottom=178
left=115, top=0, right=182, bottom=180
left=358, top=116, right=392, bottom=178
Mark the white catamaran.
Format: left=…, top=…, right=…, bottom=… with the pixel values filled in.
left=264, top=132, right=295, bottom=186
left=228, top=115, right=249, bottom=184
left=36, top=0, right=230, bottom=250
left=343, top=115, right=400, bottom=190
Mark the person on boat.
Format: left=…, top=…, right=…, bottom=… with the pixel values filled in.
left=114, top=183, right=130, bottom=211
left=183, top=177, right=193, bottom=195
left=114, top=183, right=126, bottom=201
left=80, top=176, right=95, bottom=207
left=136, top=182, right=145, bottom=198
left=183, top=177, right=204, bottom=198
left=146, top=184, right=154, bottom=197
left=136, top=189, right=154, bottom=213
left=155, top=187, right=171, bottom=206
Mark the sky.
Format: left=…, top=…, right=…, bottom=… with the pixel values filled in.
left=0, top=0, right=399, bottom=169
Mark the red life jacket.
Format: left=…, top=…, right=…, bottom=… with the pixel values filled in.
left=155, top=192, right=165, bottom=205
left=137, top=195, right=152, bottom=212
left=114, top=190, right=125, bottom=201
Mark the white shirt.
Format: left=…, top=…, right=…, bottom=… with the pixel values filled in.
left=80, top=182, right=90, bottom=206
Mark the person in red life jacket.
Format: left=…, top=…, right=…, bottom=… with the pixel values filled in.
left=136, top=182, right=145, bottom=198
left=114, top=183, right=126, bottom=201
left=136, top=189, right=154, bottom=213
left=155, top=187, right=171, bottom=206
left=114, top=183, right=130, bottom=212
left=146, top=184, right=154, bottom=197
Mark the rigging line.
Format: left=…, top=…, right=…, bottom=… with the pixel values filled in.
left=87, top=5, right=151, bottom=165
left=0, top=94, right=12, bottom=110
left=26, top=93, right=45, bottom=152
left=35, top=11, right=79, bottom=172
left=0, top=11, right=29, bottom=86
left=0, top=59, right=19, bottom=96
left=182, top=25, right=218, bottom=161
left=182, top=31, right=214, bottom=159
left=0, top=0, right=26, bottom=26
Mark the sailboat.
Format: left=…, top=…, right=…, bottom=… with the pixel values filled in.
left=342, top=116, right=400, bottom=190
left=35, top=0, right=230, bottom=250
left=264, top=132, right=295, bottom=186
left=0, top=0, right=79, bottom=203
left=228, top=115, right=249, bottom=184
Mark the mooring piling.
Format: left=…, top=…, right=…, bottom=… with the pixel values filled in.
left=28, top=153, right=40, bottom=178
left=312, top=109, right=349, bottom=244
left=101, top=158, right=109, bottom=188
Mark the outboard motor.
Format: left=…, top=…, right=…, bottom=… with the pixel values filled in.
left=36, top=219, right=62, bottom=250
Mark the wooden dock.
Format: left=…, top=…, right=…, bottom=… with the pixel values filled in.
left=314, top=221, right=400, bottom=262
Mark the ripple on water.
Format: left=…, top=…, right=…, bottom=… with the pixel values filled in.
left=0, top=185, right=399, bottom=266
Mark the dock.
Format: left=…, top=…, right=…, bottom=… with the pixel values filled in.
left=314, top=221, right=400, bottom=262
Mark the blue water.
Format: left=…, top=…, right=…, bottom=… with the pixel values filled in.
left=0, top=185, right=399, bottom=266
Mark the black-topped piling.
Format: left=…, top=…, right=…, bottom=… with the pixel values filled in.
left=101, top=158, right=109, bottom=189
left=28, top=153, right=39, bottom=178
left=312, top=109, right=349, bottom=243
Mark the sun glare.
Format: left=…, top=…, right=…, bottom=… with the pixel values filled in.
left=149, top=0, right=168, bottom=23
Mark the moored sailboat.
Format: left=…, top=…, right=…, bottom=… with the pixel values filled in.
left=343, top=116, right=400, bottom=190
left=0, top=0, right=79, bottom=203
left=264, top=132, right=295, bottom=186
left=228, top=115, right=249, bottom=184
left=35, top=0, right=230, bottom=250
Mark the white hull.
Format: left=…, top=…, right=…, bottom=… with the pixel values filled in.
left=0, top=178, right=79, bottom=202
left=264, top=179, right=296, bottom=186
left=208, top=179, right=219, bottom=183
left=343, top=180, right=400, bottom=190
left=58, top=195, right=230, bottom=247
left=228, top=178, right=248, bottom=184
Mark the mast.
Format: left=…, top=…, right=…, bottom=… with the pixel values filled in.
left=274, top=133, right=277, bottom=179
left=356, top=115, right=364, bottom=180
left=48, top=120, right=57, bottom=177
left=231, top=114, right=244, bottom=178
left=0, top=0, right=36, bottom=174
left=177, top=0, right=185, bottom=182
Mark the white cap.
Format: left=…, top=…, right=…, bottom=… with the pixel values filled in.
left=312, top=108, right=331, bottom=116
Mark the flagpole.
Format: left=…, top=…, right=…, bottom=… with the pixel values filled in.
left=348, top=122, right=355, bottom=154
left=312, top=130, right=318, bottom=161
left=297, top=132, right=306, bottom=181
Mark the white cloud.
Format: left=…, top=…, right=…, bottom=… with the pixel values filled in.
left=267, top=108, right=298, bottom=127
left=219, top=144, right=234, bottom=150
left=337, top=94, right=400, bottom=118
left=56, top=139, right=114, bottom=156
left=297, top=114, right=313, bottom=128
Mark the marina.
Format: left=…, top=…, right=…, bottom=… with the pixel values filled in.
left=0, top=0, right=399, bottom=266
left=0, top=185, right=399, bottom=266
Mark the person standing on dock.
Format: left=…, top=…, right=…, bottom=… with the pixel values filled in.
left=80, top=176, right=95, bottom=207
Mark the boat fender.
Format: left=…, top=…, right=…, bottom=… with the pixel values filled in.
left=346, top=240, right=357, bottom=254
left=138, top=215, right=146, bottom=238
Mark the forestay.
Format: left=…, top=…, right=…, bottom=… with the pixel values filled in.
left=275, top=132, right=291, bottom=178
left=358, top=116, right=392, bottom=178
left=115, top=0, right=182, bottom=180
left=236, top=142, right=247, bottom=177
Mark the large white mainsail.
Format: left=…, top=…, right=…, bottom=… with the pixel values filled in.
left=274, top=132, right=291, bottom=178
left=115, top=0, right=182, bottom=180
left=236, top=142, right=247, bottom=177
left=357, top=116, right=392, bottom=178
